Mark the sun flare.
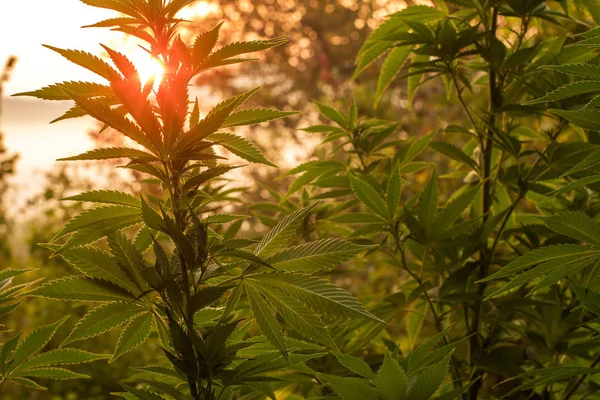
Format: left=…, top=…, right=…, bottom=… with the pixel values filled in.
left=135, top=55, right=165, bottom=87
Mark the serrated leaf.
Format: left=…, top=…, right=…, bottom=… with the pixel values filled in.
left=545, top=211, right=600, bottom=246
left=28, top=277, right=136, bottom=302
left=244, top=282, right=287, bottom=359
left=550, top=109, right=600, bottom=131
left=42, top=45, right=118, bottom=80
left=9, top=317, right=68, bottom=369
left=386, top=163, right=402, bottom=220
left=431, top=185, right=479, bottom=235
left=14, top=367, right=89, bottom=379
left=223, top=108, right=299, bottom=127
left=252, top=274, right=382, bottom=322
left=65, top=92, right=155, bottom=150
left=53, top=246, right=140, bottom=294
left=429, top=141, right=478, bottom=171
left=375, top=46, right=411, bottom=107
left=9, top=377, right=47, bottom=390
left=265, top=238, right=367, bottom=272
left=13, top=81, right=113, bottom=101
left=314, top=101, right=347, bottom=128
left=192, top=22, right=223, bottom=65
left=406, top=351, right=452, bottom=400
left=111, top=312, right=153, bottom=362
left=541, top=63, right=600, bottom=79
left=260, top=285, right=339, bottom=352
left=255, top=204, right=317, bottom=258
left=63, top=302, right=146, bottom=346
left=349, top=174, right=388, bottom=218
left=208, top=132, right=276, bottom=167
left=337, top=354, right=375, bottom=379
left=353, top=42, right=390, bottom=80
left=58, top=147, right=156, bottom=161
left=525, top=81, right=600, bottom=104
left=61, top=190, right=141, bottom=207
left=53, top=206, right=140, bottom=241
left=204, top=37, right=288, bottom=66
left=480, top=244, right=600, bottom=282
left=375, top=349, right=407, bottom=400
left=418, top=175, right=438, bottom=228
left=326, top=376, right=377, bottom=400
left=14, top=349, right=109, bottom=372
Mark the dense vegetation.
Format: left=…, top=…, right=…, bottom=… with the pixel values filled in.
left=3, top=0, right=600, bottom=399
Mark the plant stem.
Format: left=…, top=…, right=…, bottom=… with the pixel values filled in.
left=468, top=6, right=499, bottom=400
left=562, top=353, right=600, bottom=400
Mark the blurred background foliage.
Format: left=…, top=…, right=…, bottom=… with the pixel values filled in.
left=0, top=0, right=599, bottom=398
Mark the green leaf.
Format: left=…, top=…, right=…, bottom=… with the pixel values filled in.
left=223, top=108, right=299, bottom=127
left=265, top=238, right=366, bottom=272
left=386, top=163, right=402, bottom=220
left=111, top=312, right=153, bottom=362
left=252, top=273, right=383, bottom=322
left=544, top=175, right=600, bottom=200
left=42, top=45, right=118, bottom=80
left=326, top=376, right=377, bottom=400
left=0, top=268, right=33, bottom=281
left=525, top=81, right=600, bottom=104
left=15, top=349, right=109, bottom=372
left=541, top=63, right=600, bottom=79
left=53, top=206, right=140, bottom=241
left=375, top=349, right=407, bottom=400
left=349, top=174, right=388, bottom=218
left=337, top=353, right=375, bottom=379
left=53, top=246, right=140, bottom=294
left=429, top=141, right=478, bottom=171
left=550, top=109, right=600, bottom=131
left=140, top=198, right=165, bottom=232
left=65, top=92, right=155, bottom=150
left=431, top=185, right=479, bottom=234
left=406, top=351, right=452, bottom=400
left=9, top=317, right=68, bottom=369
left=13, top=81, right=113, bottom=101
left=255, top=204, right=317, bottom=258
left=63, top=302, right=146, bottom=346
left=375, top=46, right=411, bottom=106
left=13, top=367, right=89, bottom=379
left=28, top=277, right=136, bottom=302
left=353, top=42, right=390, bottom=80
left=244, top=282, right=287, bottom=359
left=61, top=190, right=141, bottom=207
left=204, top=37, right=288, bottom=66
left=208, top=132, right=276, bottom=167
left=418, top=175, right=438, bottom=228
left=314, top=101, right=347, bottom=128
left=545, top=211, right=600, bottom=246
left=480, top=244, right=600, bottom=282
left=260, top=285, right=339, bottom=352
left=58, top=147, right=156, bottom=161
left=193, top=22, right=223, bottom=65
left=9, top=377, right=47, bottom=390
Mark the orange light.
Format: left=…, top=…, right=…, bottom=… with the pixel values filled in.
left=136, top=56, right=164, bottom=88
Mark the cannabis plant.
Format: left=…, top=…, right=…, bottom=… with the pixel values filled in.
left=0, top=267, right=109, bottom=390
left=277, top=1, right=600, bottom=399
left=13, top=0, right=382, bottom=398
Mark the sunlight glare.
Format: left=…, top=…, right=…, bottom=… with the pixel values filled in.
left=133, top=54, right=165, bottom=88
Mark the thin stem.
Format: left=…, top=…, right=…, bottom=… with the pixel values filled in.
left=562, top=353, right=600, bottom=400
left=469, top=6, right=499, bottom=400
